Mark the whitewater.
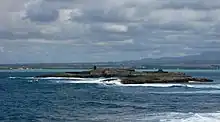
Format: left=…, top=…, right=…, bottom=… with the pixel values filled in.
left=1, top=69, right=220, bottom=122
left=13, top=76, right=220, bottom=90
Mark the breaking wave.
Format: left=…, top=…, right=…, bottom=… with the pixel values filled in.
left=51, top=78, right=122, bottom=85
left=139, top=112, right=220, bottom=122
left=23, top=77, right=123, bottom=85
left=149, top=90, right=220, bottom=94
left=120, top=83, right=220, bottom=89
left=91, top=112, right=220, bottom=122
left=9, top=76, right=85, bottom=80
left=9, top=76, right=220, bottom=89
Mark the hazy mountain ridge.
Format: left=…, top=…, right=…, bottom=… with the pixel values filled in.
left=0, top=51, right=220, bottom=69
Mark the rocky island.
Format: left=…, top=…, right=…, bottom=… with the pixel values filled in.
left=36, top=67, right=213, bottom=84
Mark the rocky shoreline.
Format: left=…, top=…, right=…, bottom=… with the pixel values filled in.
left=36, top=68, right=213, bottom=84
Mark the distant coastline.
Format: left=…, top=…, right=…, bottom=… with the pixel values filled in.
left=0, top=63, right=219, bottom=70
left=0, top=67, right=219, bottom=70
left=0, top=67, right=220, bottom=70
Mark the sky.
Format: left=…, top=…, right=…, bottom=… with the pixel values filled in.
left=0, top=0, right=220, bottom=64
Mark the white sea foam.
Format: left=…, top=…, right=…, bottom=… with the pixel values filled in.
left=188, top=84, right=220, bottom=89
left=91, top=112, right=220, bottom=122
left=9, top=76, right=220, bottom=89
left=120, top=83, right=189, bottom=87
left=9, top=76, right=87, bottom=80
left=9, top=76, right=35, bottom=79
left=149, top=90, right=220, bottom=94
left=140, top=112, right=220, bottom=122
left=50, top=78, right=122, bottom=85
left=35, top=77, right=86, bottom=80
left=53, top=80, right=102, bottom=84
left=9, top=77, right=17, bottom=79
left=33, top=77, right=217, bottom=89
left=49, top=79, right=220, bottom=89
left=118, top=83, right=220, bottom=89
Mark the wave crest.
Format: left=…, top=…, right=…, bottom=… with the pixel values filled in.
left=9, top=76, right=220, bottom=89
left=140, top=112, right=220, bottom=122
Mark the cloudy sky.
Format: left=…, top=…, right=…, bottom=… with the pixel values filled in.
left=0, top=0, right=220, bottom=63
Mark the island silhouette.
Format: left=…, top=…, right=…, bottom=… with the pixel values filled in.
left=36, top=67, right=213, bottom=84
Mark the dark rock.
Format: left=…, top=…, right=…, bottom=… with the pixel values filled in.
left=36, top=68, right=213, bottom=84
left=156, top=68, right=168, bottom=73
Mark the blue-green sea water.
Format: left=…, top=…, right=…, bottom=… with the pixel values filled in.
left=0, top=69, right=220, bottom=122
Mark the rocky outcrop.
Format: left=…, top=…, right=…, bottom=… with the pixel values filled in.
left=36, top=68, right=213, bottom=84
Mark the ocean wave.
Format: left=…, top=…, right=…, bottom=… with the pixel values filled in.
left=120, top=83, right=189, bottom=87
left=8, top=76, right=23, bottom=79
left=46, top=79, right=220, bottom=89
left=8, top=76, right=122, bottom=85
left=9, top=76, right=220, bottom=89
left=48, top=78, right=122, bottom=85
left=149, top=90, right=220, bottom=94
left=118, top=83, right=220, bottom=89
left=34, top=77, right=86, bottom=80
left=9, top=76, right=35, bottom=79
left=139, top=112, right=220, bottom=122
left=10, top=76, right=118, bottom=81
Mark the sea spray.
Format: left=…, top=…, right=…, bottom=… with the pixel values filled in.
left=9, top=76, right=220, bottom=89
left=139, top=112, right=220, bottom=122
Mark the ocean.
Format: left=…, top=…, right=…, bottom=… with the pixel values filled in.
left=0, top=69, right=220, bottom=122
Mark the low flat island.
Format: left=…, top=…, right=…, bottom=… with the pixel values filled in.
left=36, top=68, right=213, bottom=84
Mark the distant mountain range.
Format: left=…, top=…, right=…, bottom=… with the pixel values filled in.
left=123, top=51, right=220, bottom=65
left=0, top=51, right=220, bottom=69
left=119, top=51, right=220, bottom=69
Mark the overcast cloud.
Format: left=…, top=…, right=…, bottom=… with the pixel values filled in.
left=0, top=0, right=220, bottom=63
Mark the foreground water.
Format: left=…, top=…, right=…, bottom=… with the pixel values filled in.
left=0, top=69, right=220, bottom=122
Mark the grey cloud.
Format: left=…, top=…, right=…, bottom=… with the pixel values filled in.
left=24, top=9, right=59, bottom=22
left=23, top=0, right=59, bottom=22
left=161, top=0, right=220, bottom=10
left=45, top=0, right=74, bottom=1
left=71, top=10, right=132, bottom=24
left=1, top=0, right=220, bottom=63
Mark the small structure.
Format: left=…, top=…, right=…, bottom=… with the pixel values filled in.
left=93, top=65, right=97, bottom=70
left=156, top=68, right=168, bottom=73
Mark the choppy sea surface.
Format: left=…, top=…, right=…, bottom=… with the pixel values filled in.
left=0, top=69, right=220, bottom=122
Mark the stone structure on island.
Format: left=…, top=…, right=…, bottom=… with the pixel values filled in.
left=36, top=67, right=213, bottom=84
